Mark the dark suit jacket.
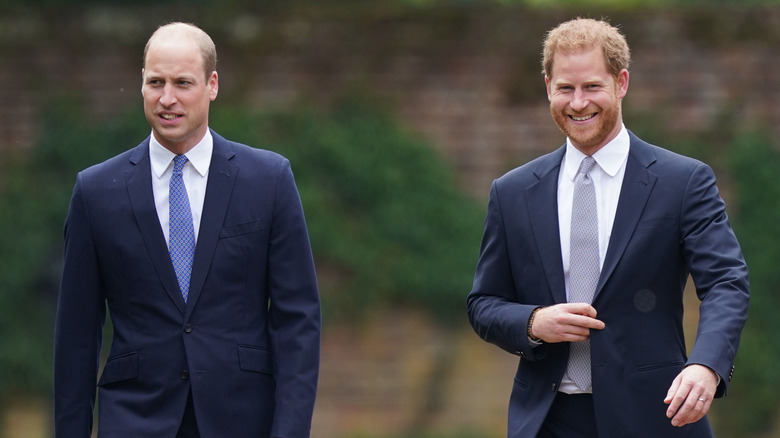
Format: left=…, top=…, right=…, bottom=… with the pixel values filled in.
left=54, top=130, right=321, bottom=438
left=467, top=131, right=749, bottom=438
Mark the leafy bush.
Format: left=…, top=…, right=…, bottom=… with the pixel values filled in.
left=212, top=95, right=484, bottom=324
left=0, top=98, right=147, bottom=398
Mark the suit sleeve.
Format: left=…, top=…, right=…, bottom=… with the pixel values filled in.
left=53, top=175, right=107, bottom=438
left=467, top=180, right=546, bottom=361
left=681, top=163, right=749, bottom=397
left=267, top=159, right=321, bottom=438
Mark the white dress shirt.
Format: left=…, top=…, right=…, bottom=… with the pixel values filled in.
left=150, top=131, right=212, bottom=245
left=556, top=125, right=630, bottom=393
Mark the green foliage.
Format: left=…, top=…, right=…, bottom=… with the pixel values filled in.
left=0, top=98, right=146, bottom=398
left=708, top=130, right=780, bottom=436
left=212, top=95, right=484, bottom=325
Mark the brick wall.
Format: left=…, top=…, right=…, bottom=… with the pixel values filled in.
left=2, top=5, right=778, bottom=197
left=1, top=4, right=777, bottom=437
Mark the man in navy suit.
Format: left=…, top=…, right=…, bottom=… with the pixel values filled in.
left=54, top=22, right=321, bottom=437
left=467, top=18, right=748, bottom=437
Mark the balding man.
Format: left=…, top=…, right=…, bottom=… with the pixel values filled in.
left=54, top=22, right=321, bottom=438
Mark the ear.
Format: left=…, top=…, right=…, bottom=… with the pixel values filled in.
left=616, top=69, right=629, bottom=99
left=208, top=71, right=219, bottom=101
left=140, top=68, right=145, bottom=96
left=545, top=75, right=552, bottom=101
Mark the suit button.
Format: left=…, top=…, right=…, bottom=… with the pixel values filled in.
left=552, top=383, right=557, bottom=392
left=181, top=370, right=189, bottom=380
left=184, top=324, right=193, bottom=333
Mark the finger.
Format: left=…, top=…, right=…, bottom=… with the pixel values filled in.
left=549, top=323, right=594, bottom=342
left=665, top=377, right=688, bottom=419
left=698, top=397, right=713, bottom=422
left=664, top=375, right=681, bottom=405
left=670, top=396, right=696, bottom=426
left=578, top=315, right=605, bottom=330
left=563, top=321, right=593, bottom=334
left=672, top=394, right=709, bottom=427
left=565, top=313, right=604, bottom=330
left=566, top=303, right=598, bottom=317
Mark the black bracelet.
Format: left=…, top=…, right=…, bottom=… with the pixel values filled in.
left=527, top=307, right=542, bottom=342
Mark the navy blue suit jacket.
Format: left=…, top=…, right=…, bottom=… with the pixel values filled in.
left=467, top=132, right=749, bottom=437
left=54, top=131, right=321, bottom=438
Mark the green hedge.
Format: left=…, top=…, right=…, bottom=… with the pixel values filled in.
left=211, top=94, right=484, bottom=324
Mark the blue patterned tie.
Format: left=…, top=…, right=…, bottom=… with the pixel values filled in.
left=567, top=156, right=600, bottom=391
left=169, top=155, right=195, bottom=302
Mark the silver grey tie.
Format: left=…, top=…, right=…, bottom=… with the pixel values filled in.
left=567, top=156, right=600, bottom=391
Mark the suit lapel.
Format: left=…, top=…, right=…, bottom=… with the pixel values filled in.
left=125, top=140, right=187, bottom=315
left=185, top=132, right=238, bottom=317
left=595, top=133, right=657, bottom=299
left=526, top=147, right=568, bottom=304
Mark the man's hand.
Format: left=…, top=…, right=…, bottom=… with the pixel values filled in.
left=529, top=303, right=605, bottom=343
left=664, top=364, right=718, bottom=427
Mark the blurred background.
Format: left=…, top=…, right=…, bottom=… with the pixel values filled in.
left=1, top=0, right=779, bottom=437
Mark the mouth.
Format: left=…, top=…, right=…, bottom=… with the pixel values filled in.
left=159, top=113, right=182, bottom=121
left=569, top=113, right=597, bottom=122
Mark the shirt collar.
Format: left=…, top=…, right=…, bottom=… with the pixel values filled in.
left=149, top=130, right=213, bottom=179
left=563, top=124, right=630, bottom=181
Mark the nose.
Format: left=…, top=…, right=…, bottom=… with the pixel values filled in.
left=570, top=88, right=589, bottom=112
left=159, top=84, right=177, bottom=106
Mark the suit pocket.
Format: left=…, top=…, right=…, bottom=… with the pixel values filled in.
left=513, top=376, right=529, bottom=390
left=237, top=345, right=274, bottom=376
left=220, top=219, right=263, bottom=239
left=98, top=351, right=139, bottom=386
left=635, top=359, right=685, bottom=373
left=633, top=216, right=677, bottom=233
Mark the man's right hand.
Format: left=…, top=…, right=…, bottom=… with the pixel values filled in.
left=530, top=303, right=605, bottom=343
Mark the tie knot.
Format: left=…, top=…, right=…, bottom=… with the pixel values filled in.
left=577, top=156, right=597, bottom=176
left=173, top=155, right=189, bottom=173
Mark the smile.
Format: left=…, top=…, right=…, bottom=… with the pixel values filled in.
left=160, top=114, right=181, bottom=120
left=570, top=113, right=597, bottom=122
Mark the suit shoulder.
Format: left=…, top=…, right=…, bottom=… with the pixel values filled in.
left=628, top=132, right=705, bottom=168
left=219, top=137, right=290, bottom=168
left=639, top=140, right=710, bottom=176
left=654, top=146, right=705, bottom=166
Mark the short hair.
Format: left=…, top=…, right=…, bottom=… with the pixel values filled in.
left=542, top=18, right=630, bottom=79
left=143, top=22, right=217, bottom=80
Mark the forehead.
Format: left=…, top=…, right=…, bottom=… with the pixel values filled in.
left=549, top=47, right=611, bottom=82
left=144, top=36, right=204, bottom=76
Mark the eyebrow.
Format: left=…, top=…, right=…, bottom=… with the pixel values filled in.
left=144, top=73, right=200, bottom=82
left=553, top=77, right=607, bottom=87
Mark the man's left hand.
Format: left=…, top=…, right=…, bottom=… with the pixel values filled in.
left=664, top=364, right=718, bottom=427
